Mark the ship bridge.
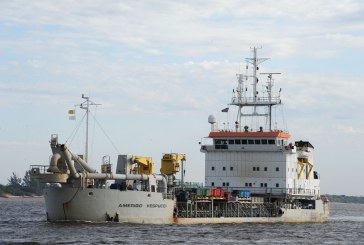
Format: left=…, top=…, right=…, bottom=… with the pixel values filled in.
left=201, top=131, right=292, bottom=152
left=200, top=47, right=320, bottom=200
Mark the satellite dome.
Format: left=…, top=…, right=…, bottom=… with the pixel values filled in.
left=208, top=114, right=216, bottom=124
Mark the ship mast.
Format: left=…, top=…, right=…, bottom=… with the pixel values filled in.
left=230, top=47, right=281, bottom=132
left=78, top=94, right=101, bottom=163
left=246, top=47, right=269, bottom=104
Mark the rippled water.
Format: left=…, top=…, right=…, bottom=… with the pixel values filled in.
left=1, top=198, right=363, bottom=244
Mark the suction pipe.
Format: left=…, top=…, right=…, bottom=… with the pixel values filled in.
left=59, top=145, right=80, bottom=178
left=48, top=153, right=61, bottom=172
left=49, top=143, right=168, bottom=193
left=71, top=152, right=97, bottom=173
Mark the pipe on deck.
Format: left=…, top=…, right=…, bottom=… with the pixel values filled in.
left=48, top=153, right=61, bottom=172
left=60, top=145, right=80, bottom=178
left=48, top=144, right=168, bottom=193
left=71, top=152, right=96, bottom=173
left=85, top=173, right=167, bottom=194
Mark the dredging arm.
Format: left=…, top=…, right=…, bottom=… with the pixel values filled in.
left=31, top=134, right=168, bottom=193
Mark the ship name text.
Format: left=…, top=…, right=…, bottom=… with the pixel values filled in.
left=118, top=204, right=142, bottom=208
left=147, top=204, right=167, bottom=208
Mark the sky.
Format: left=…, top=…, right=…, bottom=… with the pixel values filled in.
left=1, top=0, right=364, bottom=195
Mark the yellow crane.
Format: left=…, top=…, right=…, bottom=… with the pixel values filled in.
left=130, top=156, right=154, bottom=175
left=297, top=158, right=305, bottom=179
left=297, top=158, right=313, bottom=179
left=160, top=153, right=186, bottom=175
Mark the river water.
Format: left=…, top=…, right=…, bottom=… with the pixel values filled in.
left=0, top=198, right=363, bottom=244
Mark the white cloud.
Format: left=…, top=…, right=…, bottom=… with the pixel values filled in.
left=332, top=124, right=363, bottom=134
left=1, top=1, right=364, bottom=194
left=1, top=0, right=363, bottom=60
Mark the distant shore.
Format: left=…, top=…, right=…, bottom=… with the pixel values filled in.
left=0, top=193, right=43, bottom=198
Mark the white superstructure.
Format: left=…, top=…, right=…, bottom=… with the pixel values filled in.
left=202, top=134, right=320, bottom=197
left=201, top=47, right=321, bottom=200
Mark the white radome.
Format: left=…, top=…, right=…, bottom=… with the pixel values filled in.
left=208, top=114, right=216, bottom=124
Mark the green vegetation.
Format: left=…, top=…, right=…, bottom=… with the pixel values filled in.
left=326, top=195, right=364, bottom=204
left=0, top=171, right=43, bottom=197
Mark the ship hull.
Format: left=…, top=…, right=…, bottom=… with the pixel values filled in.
left=44, top=187, right=175, bottom=224
left=44, top=187, right=329, bottom=224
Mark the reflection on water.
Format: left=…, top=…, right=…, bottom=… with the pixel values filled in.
left=1, top=198, right=363, bottom=244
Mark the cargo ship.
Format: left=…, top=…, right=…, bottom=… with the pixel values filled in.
left=30, top=48, right=329, bottom=223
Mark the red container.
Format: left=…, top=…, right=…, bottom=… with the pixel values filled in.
left=220, top=189, right=225, bottom=197
left=224, top=192, right=231, bottom=201
left=215, top=189, right=221, bottom=197
left=209, top=188, right=215, bottom=196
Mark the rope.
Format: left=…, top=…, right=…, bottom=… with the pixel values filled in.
left=66, top=113, right=86, bottom=147
left=90, top=111, right=121, bottom=155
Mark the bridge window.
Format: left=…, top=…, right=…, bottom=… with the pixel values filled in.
left=228, top=140, right=234, bottom=144
left=255, top=139, right=261, bottom=144
left=241, top=139, right=247, bottom=144
left=248, top=139, right=254, bottom=144
left=262, top=139, right=268, bottom=144
left=215, top=145, right=228, bottom=149
left=268, top=139, right=275, bottom=144
left=215, top=139, right=228, bottom=145
left=235, top=139, right=241, bottom=144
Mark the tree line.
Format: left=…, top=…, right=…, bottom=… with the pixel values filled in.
left=326, top=195, right=364, bottom=204
left=0, top=171, right=43, bottom=197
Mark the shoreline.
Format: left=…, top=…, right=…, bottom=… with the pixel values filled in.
left=0, top=194, right=43, bottom=198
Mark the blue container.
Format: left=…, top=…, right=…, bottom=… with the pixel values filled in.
left=240, top=191, right=251, bottom=198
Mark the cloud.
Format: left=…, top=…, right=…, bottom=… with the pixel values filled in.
left=1, top=1, right=364, bottom=194
left=1, top=1, right=363, bottom=61
left=332, top=124, right=363, bottom=134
